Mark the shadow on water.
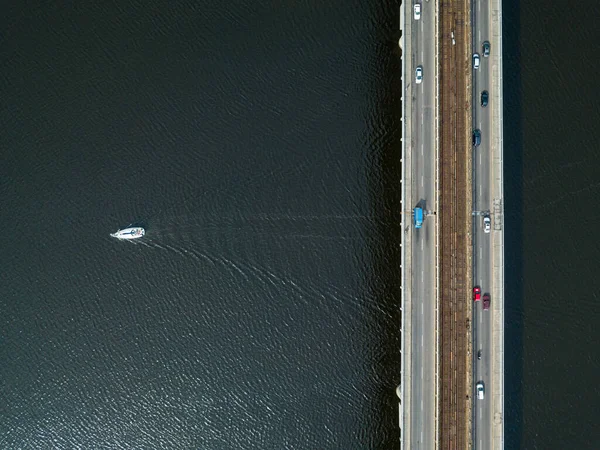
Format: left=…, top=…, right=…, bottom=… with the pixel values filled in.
left=363, top=21, right=404, bottom=449
left=501, top=0, right=524, bottom=446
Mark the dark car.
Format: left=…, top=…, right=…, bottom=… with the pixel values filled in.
left=473, top=129, right=481, bottom=147
left=483, top=294, right=490, bottom=310
left=482, top=41, right=490, bottom=57
left=481, top=90, right=489, bottom=107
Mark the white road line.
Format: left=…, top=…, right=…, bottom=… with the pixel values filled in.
left=421, top=239, right=424, bottom=250
left=421, top=175, right=424, bottom=187
left=479, top=247, right=483, bottom=260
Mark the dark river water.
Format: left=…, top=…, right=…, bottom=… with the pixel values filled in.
left=1, top=1, right=403, bottom=448
left=503, top=0, right=600, bottom=448
left=2, top=0, right=597, bottom=448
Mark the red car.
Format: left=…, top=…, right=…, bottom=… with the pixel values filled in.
left=473, top=286, right=481, bottom=302
left=483, top=294, right=491, bottom=310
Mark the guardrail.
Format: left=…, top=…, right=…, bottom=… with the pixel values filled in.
left=398, top=3, right=406, bottom=448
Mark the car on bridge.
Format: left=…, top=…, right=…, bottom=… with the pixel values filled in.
left=476, top=381, right=485, bottom=399
left=481, top=90, right=489, bottom=107
left=414, top=3, right=421, bottom=20
left=483, top=294, right=491, bottom=310
left=482, top=41, right=491, bottom=57
left=473, top=129, right=481, bottom=147
left=483, top=215, right=491, bottom=233
left=415, top=65, right=423, bottom=84
left=473, top=286, right=481, bottom=302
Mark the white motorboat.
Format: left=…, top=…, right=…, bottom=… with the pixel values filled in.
left=110, top=227, right=145, bottom=240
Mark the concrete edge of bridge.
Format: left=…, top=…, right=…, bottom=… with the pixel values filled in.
left=399, top=3, right=413, bottom=450
left=490, top=0, right=505, bottom=446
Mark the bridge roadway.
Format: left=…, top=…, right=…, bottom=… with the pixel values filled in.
left=471, top=0, right=505, bottom=446
left=471, top=0, right=493, bottom=444
left=410, top=1, right=438, bottom=449
left=399, top=0, right=438, bottom=449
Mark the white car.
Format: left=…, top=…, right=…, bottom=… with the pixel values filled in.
left=473, top=53, right=480, bottom=70
left=483, top=216, right=491, bottom=233
left=415, top=65, right=423, bottom=84
left=476, top=381, right=485, bottom=400
left=414, top=3, right=421, bottom=20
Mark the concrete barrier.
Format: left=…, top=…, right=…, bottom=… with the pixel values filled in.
left=490, top=0, right=505, bottom=446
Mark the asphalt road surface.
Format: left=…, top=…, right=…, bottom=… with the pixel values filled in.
left=472, top=0, right=493, bottom=447
left=409, top=2, right=437, bottom=449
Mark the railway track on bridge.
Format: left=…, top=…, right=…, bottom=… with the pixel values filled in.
left=438, top=0, right=471, bottom=447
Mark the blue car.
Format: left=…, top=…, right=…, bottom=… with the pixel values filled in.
left=473, top=129, right=481, bottom=147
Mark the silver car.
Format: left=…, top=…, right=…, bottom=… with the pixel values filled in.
left=473, top=53, right=480, bottom=70
left=483, top=216, right=491, bottom=233
left=415, top=65, right=423, bottom=84
left=482, top=41, right=490, bottom=57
